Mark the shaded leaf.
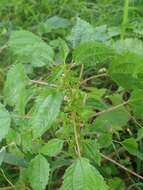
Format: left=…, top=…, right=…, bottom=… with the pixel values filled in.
left=122, top=138, right=143, bottom=160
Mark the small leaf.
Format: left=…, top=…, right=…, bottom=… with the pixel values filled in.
left=93, top=107, right=130, bottom=133
left=0, top=103, right=11, bottom=142
left=40, top=16, right=70, bottom=33
left=83, top=140, right=101, bottom=166
left=137, top=128, right=143, bottom=141
left=113, top=38, right=143, bottom=57
left=27, top=154, right=50, bottom=190
left=4, top=64, right=28, bottom=114
left=31, top=92, right=63, bottom=139
left=129, top=89, right=143, bottom=118
left=9, top=30, right=54, bottom=67
left=61, top=157, right=109, bottom=190
left=0, top=147, right=6, bottom=166
left=73, top=42, right=114, bottom=66
left=122, top=138, right=143, bottom=160
left=109, top=53, right=143, bottom=89
left=40, top=138, right=64, bottom=157
left=67, top=18, right=95, bottom=48
left=108, top=177, right=125, bottom=190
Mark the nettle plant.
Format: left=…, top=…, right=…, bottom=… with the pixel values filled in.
left=1, top=15, right=143, bottom=190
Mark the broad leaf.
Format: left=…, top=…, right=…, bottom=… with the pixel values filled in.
left=27, top=154, right=50, bottom=190
left=40, top=138, right=64, bottom=157
left=9, top=30, right=54, bottom=67
left=0, top=103, right=11, bottom=142
left=31, top=92, right=63, bottom=139
left=61, top=157, right=108, bottom=190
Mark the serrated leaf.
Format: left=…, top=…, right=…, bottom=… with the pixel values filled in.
left=9, top=30, right=54, bottom=67
left=83, top=140, right=101, bottom=166
left=73, top=42, right=114, bottom=66
left=0, top=103, right=11, bottom=142
left=27, top=154, right=50, bottom=190
left=109, top=53, right=143, bottom=89
left=61, top=157, right=108, bottom=190
left=67, top=18, right=95, bottom=48
left=4, top=64, right=28, bottom=114
left=40, top=138, right=63, bottom=157
left=122, top=138, right=143, bottom=160
left=31, top=92, right=63, bottom=139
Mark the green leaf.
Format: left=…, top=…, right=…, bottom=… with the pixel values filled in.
left=27, top=154, right=50, bottom=190
left=113, top=38, right=143, bottom=57
left=83, top=140, right=101, bottom=166
left=61, top=157, right=109, bottom=190
left=9, top=30, right=54, bottom=67
left=108, top=177, right=125, bottom=190
left=31, top=92, right=63, bottom=139
left=40, top=138, right=64, bottom=157
left=109, top=53, right=143, bottom=89
left=0, top=147, right=6, bottom=166
left=129, top=89, right=143, bottom=118
left=93, top=107, right=130, bottom=133
left=68, top=18, right=112, bottom=48
left=73, top=42, right=114, bottom=66
left=67, top=18, right=95, bottom=48
left=3, top=152, right=27, bottom=167
left=40, top=16, right=70, bottom=33
left=137, top=128, right=143, bottom=141
left=122, top=138, right=143, bottom=160
left=0, top=103, right=11, bottom=142
left=97, top=133, right=112, bottom=148
left=4, top=64, right=28, bottom=113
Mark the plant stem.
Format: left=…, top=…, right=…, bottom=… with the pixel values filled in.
left=101, top=153, right=143, bottom=180
left=72, top=115, right=81, bottom=157
left=121, top=0, right=129, bottom=39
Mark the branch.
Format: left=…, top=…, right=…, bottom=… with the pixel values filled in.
left=101, top=153, right=143, bottom=180
left=30, top=80, right=57, bottom=87
left=81, top=73, right=107, bottom=85
left=92, top=100, right=129, bottom=118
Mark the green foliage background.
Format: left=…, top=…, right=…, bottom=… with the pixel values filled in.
left=0, top=0, right=143, bottom=190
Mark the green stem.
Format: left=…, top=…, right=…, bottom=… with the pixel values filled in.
left=72, top=115, right=81, bottom=157
left=121, top=0, right=129, bottom=39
